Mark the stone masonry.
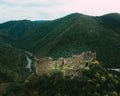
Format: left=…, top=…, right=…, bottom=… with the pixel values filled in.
left=35, top=51, right=96, bottom=77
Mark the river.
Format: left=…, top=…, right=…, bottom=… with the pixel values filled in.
left=26, top=56, right=32, bottom=72
left=8, top=44, right=37, bottom=72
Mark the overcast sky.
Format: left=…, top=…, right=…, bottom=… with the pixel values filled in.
left=0, top=0, right=120, bottom=23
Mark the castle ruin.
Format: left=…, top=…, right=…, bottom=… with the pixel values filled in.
left=35, top=51, right=96, bottom=77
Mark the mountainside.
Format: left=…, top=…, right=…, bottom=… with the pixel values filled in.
left=14, top=13, right=120, bottom=68
left=0, top=13, right=120, bottom=68
left=0, top=20, right=47, bottom=83
left=0, top=42, right=34, bottom=82
left=0, top=20, right=47, bottom=44
left=0, top=13, right=120, bottom=96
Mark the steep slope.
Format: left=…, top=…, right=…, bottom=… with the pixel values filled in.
left=16, top=13, right=120, bottom=68
left=99, top=13, right=120, bottom=35
left=0, top=20, right=46, bottom=44
left=0, top=20, right=47, bottom=82
left=0, top=43, right=33, bottom=82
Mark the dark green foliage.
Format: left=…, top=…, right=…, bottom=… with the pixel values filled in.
left=2, top=63, right=119, bottom=96
left=9, top=13, right=120, bottom=68
left=24, top=64, right=120, bottom=96
left=1, top=13, right=120, bottom=96
left=0, top=20, right=44, bottom=44
left=0, top=20, right=47, bottom=83
left=0, top=13, right=120, bottom=67
left=0, top=43, right=31, bottom=82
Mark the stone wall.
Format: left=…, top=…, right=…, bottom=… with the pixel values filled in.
left=35, top=51, right=96, bottom=76
left=35, top=57, right=54, bottom=75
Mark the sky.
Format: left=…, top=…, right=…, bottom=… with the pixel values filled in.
left=0, top=0, right=120, bottom=23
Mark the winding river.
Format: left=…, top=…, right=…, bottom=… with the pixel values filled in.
left=26, top=56, right=32, bottom=72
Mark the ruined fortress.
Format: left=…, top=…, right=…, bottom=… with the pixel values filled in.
left=35, top=51, right=96, bottom=77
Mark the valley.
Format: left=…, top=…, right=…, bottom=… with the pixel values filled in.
left=0, top=13, right=120, bottom=96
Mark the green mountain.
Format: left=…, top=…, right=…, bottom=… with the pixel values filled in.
left=14, top=13, right=120, bottom=68
left=0, top=20, right=46, bottom=44
left=0, top=42, right=33, bottom=83
left=0, top=13, right=120, bottom=68
left=0, top=13, right=120, bottom=96
left=0, top=20, right=47, bottom=83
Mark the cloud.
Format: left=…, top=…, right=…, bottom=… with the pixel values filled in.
left=0, top=0, right=120, bottom=23
left=0, top=0, right=68, bottom=22
left=0, top=0, right=65, bottom=7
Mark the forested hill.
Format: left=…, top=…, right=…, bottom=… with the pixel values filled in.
left=0, top=13, right=120, bottom=67
left=0, top=42, right=29, bottom=82
left=17, top=13, right=120, bottom=68
left=0, top=20, right=47, bottom=43
left=0, top=13, right=120, bottom=96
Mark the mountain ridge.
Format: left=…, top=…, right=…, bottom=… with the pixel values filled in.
left=19, top=13, right=120, bottom=67
left=0, top=12, right=120, bottom=95
left=0, top=13, right=120, bottom=68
